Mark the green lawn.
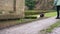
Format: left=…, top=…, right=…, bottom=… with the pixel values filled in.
left=45, top=12, right=57, bottom=17
left=25, top=11, right=57, bottom=19
left=25, top=10, right=57, bottom=18
left=25, top=10, right=56, bottom=15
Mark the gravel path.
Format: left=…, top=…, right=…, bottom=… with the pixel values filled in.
left=51, top=27, right=60, bottom=34
left=0, top=17, right=59, bottom=34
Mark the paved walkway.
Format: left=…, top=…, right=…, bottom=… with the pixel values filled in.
left=51, top=27, right=60, bottom=34
left=0, top=17, right=59, bottom=34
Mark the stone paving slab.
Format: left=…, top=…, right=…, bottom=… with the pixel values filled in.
left=0, top=17, right=59, bottom=34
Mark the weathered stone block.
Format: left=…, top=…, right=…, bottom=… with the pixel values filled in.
left=0, top=0, right=24, bottom=19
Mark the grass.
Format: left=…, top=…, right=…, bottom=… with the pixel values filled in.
left=40, top=20, right=60, bottom=33
left=25, top=15, right=40, bottom=19
left=45, top=12, right=57, bottom=17
left=25, top=10, right=57, bottom=18
left=25, top=11, right=57, bottom=19
left=25, top=10, right=41, bottom=15
left=25, top=10, right=55, bottom=15
left=25, top=10, right=56, bottom=12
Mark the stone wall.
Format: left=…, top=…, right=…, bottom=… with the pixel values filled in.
left=0, top=0, right=24, bottom=19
